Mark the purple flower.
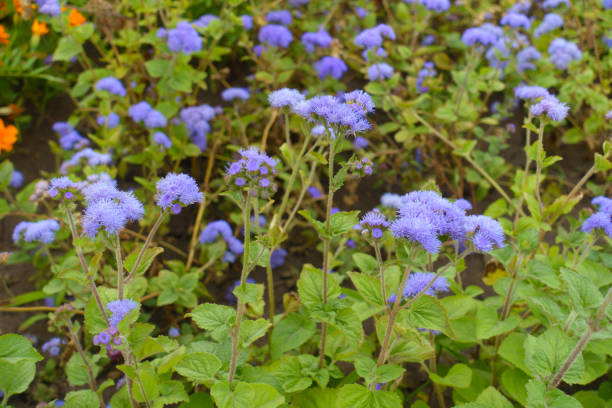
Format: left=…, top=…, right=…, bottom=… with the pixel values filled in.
left=107, top=299, right=138, bottom=328
left=517, top=47, right=542, bottom=72
left=301, top=27, right=333, bottom=52
left=360, top=209, right=389, bottom=239
left=221, top=87, right=250, bottom=102
left=35, top=0, right=60, bottom=16
left=129, top=101, right=167, bottom=128
left=270, top=248, right=288, bottom=269
left=354, top=24, right=396, bottom=49
left=514, top=85, right=550, bottom=100
left=314, top=56, right=348, bottom=79
left=418, top=0, right=450, bottom=12
left=48, top=176, right=82, bottom=198
left=156, top=173, right=203, bottom=212
left=529, top=95, right=569, bottom=121
left=193, top=14, right=219, bottom=28
left=582, top=212, right=612, bottom=238
left=606, top=109, right=612, bottom=120
left=41, top=337, right=63, bottom=356
left=180, top=104, right=216, bottom=151
left=241, top=15, right=253, bottom=30
left=97, top=112, right=120, bottom=129
left=60, top=148, right=113, bottom=174
left=422, top=35, right=435, bottom=45
left=268, top=88, right=305, bottom=108
left=461, top=24, right=503, bottom=46
left=166, top=22, right=202, bottom=54
left=293, top=94, right=372, bottom=134
left=353, top=136, right=369, bottom=149
left=199, top=220, right=244, bottom=257
left=454, top=199, right=472, bottom=211
left=266, top=10, right=292, bottom=25
left=604, top=0, right=612, bottom=8
left=13, top=220, right=60, bottom=245
left=416, top=61, right=436, bottom=93
left=10, top=170, right=23, bottom=188
left=500, top=12, right=531, bottom=30
left=402, top=272, right=449, bottom=297
left=534, top=13, right=563, bottom=37
left=362, top=47, right=387, bottom=62
left=226, top=147, right=278, bottom=191
left=355, top=6, right=369, bottom=17
left=168, top=327, right=180, bottom=337
left=548, top=38, right=581, bottom=69
left=541, top=0, right=570, bottom=8
left=381, top=193, right=402, bottom=208
left=367, top=63, right=394, bottom=80
left=464, top=215, right=505, bottom=252
left=258, top=25, right=293, bottom=48
left=52, top=122, right=89, bottom=150
left=95, top=77, right=127, bottom=97
left=226, top=278, right=255, bottom=304
left=344, top=90, right=375, bottom=113
left=308, top=186, right=323, bottom=199
left=290, top=0, right=309, bottom=5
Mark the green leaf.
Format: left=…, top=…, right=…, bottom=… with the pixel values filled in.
left=145, top=59, right=170, bottom=77
left=404, top=295, right=450, bottom=336
left=292, top=387, right=338, bottom=408
left=336, top=384, right=402, bottom=408
left=0, top=160, right=14, bottom=190
left=524, top=327, right=584, bottom=384
left=329, top=211, right=360, bottom=237
left=498, top=332, right=529, bottom=374
left=430, top=363, right=472, bottom=389
left=65, top=390, right=99, bottom=408
left=239, top=319, right=271, bottom=347
left=66, top=352, right=100, bottom=386
left=453, top=139, right=477, bottom=157
left=476, top=386, right=512, bottom=408
left=176, top=352, right=222, bottom=382
left=374, top=364, right=405, bottom=384
left=270, top=312, right=316, bottom=360
left=211, top=381, right=284, bottom=408
left=526, top=379, right=582, bottom=408
left=85, top=287, right=116, bottom=334
left=0, top=333, right=44, bottom=364
left=53, top=37, right=82, bottom=62
left=132, top=367, right=160, bottom=402
left=297, top=266, right=341, bottom=309
left=560, top=268, right=603, bottom=312
left=188, top=303, right=235, bottom=340
left=500, top=368, right=529, bottom=406
left=124, top=246, right=163, bottom=277
left=269, top=356, right=313, bottom=393
left=352, top=253, right=378, bottom=274
left=299, top=210, right=326, bottom=237
left=233, top=282, right=263, bottom=306
left=594, top=153, right=612, bottom=173
left=0, top=361, right=36, bottom=400
left=484, top=199, right=507, bottom=218
left=475, top=304, right=520, bottom=340
left=348, top=272, right=384, bottom=306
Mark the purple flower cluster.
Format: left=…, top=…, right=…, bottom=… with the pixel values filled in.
left=153, top=131, right=172, bottom=149
left=388, top=271, right=449, bottom=304
left=271, top=248, right=288, bottom=269
left=199, top=220, right=244, bottom=262
left=381, top=193, right=403, bottom=208
left=268, top=88, right=305, bottom=108
left=60, top=148, right=112, bottom=174
left=82, top=182, right=144, bottom=237
left=258, top=25, right=293, bottom=48
left=529, top=95, right=569, bottom=121
left=416, top=62, right=436, bottom=93
left=500, top=12, right=531, bottom=30
left=301, top=27, right=333, bottom=52
left=534, top=13, right=563, bottom=37
left=292, top=91, right=373, bottom=135
left=241, top=15, right=253, bottom=30
left=582, top=197, right=612, bottom=238
left=97, top=113, right=120, bottom=129
left=41, top=337, right=64, bottom=356
left=389, top=190, right=505, bottom=253
left=180, top=104, right=216, bottom=151
left=359, top=209, right=389, bottom=239
left=35, top=0, right=60, bottom=16
left=461, top=23, right=503, bottom=46
left=129, top=101, right=167, bottom=128
left=266, top=10, right=292, bottom=25
left=541, top=0, right=570, bottom=8
left=94, top=77, right=127, bottom=97
left=418, top=0, right=450, bottom=12
left=514, top=85, right=550, bottom=100
left=158, top=22, right=202, bottom=54
left=314, top=56, right=348, bottom=79
left=354, top=24, right=396, bottom=49
left=221, top=87, right=251, bottom=102
left=226, top=147, right=278, bottom=190
left=10, top=170, right=23, bottom=188
left=155, top=173, right=203, bottom=214
left=94, top=299, right=139, bottom=350
left=367, top=63, right=394, bottom=80
left=13, top=219, right=60, bottom=245
left=193, top=14, right=219, bottom=28
left=344, top=90, right=375, bottom=114
left=517, top=46, right=542, bottom=72
left=48, top=176, right=82, bottom=199
left=226, top=278, right=256, bottom=304
left=52, top=122, right=89, bottom=151
left=548, top=38, right=582, bottom=69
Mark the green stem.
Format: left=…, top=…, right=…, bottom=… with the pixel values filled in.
left=514, top=112, right=533, bottom=229
left=373, top=242, right=388, bottom=312
left=229, top=194, right=252, bottom=382
left=115, top=235, right=124, bottom=300
left=534, top=121, right=546, bottom=210
left=124, top=209, right=168, bottom=285
left=318, top=140, right=336, bottom=368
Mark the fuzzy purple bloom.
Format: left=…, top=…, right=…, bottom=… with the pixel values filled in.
left=241, top=15, right=253, bottom=30
left=517, top=47, right=542, bottom=72
left=268, top=88, right=305, bottom=108
left=156, top=173, right=203, bottom=212
left=534, top=13, right=563, bottom=37
left=461, top=23, right=503, bottom=46
left=107, top=299, right=138, bottom=328
left=166, top=22, right=202, bottom=54
left=271, top=248, right=288, bottom=269
left=344, top=90, right=375, bottom=113
left=266, top=10, right=292, bottom=25
left=193, top=14, right=219, bottom=28
left=13, top=220, right=60, bottom=245
left=314, top=56, right=348, bottom=79
left=529, top=95, right=569, bottom=121
left=153, top=132, right=172, bottom=149
left=418, top=0, right=450, bottom=12
left=464, top=215, right=505, bottom=252
left=129, top=101, right=167, bottom=128
left=301, top=27, right=333, bottom=52
left=548, top=38, right=582, bottom=69
left=402, top=272, right=450, bottom=297
left=258, top=25, right=293, bottom=48
left=367, top=63, right=394, bottom=80
left=180, top=104, right=216, bottom=151
left=10, top=170, right=23, bottom=188
left=514, top=85, right=550, bottom=100
left=35, top=0, right=60, bottom=16
left=41, top=337, right=63, bottom=356
left=541, top=0, right=570, bottom=8
left=60, top=148, right=112, bottom=174
left=501, top=12, right=531, bottom=30
left=221, top=87, right=251, bottom=102
left=95, top=77, right=127, bottom=97
left=97, top=112, right=120, bottom=129
left=52, top=122, right=89, bottom=151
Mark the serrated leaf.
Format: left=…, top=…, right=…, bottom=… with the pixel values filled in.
left=430, top=363, right=472, bottom=388
left=176, top=352, right=222, bottom=382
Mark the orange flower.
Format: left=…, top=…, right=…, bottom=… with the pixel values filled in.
left=31, top=20, right=49, bottom=36
left=0, top=119, right=18, bottom=153
left=13, top=0, right=23, bottom=14
left=68, top=9, right=86, bottom=27
left=0, top=25, right=9, bottom=45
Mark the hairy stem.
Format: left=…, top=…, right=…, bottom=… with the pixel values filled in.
left=124, top=209, right=168, bottom=285
left=514, top=112, right=533, bottom=229
left=374, top=242, right=388, bottom=313
left=115, top=235, right=124, bottom=300
left=534, top=121, right=546, bottom=210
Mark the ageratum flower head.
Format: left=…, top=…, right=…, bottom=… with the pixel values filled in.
left=500, top=12, right=531, bottom=30
left=35, top=0, right=60, bottom=16
left=156, top=173, right=203, bottom=214
left=353, top=136, right=369, bottom=150
left=416, top=62, right=436, bottom=93
left=314, top=56, right=348, bottom=79
left=48, top=176, right=82, bottom=199
left=241, top=15, right=253, bottom=30
left=344, top=90, right=375, bottom=114
left=193, top=14, right=219, bottom=28
left=461, top=23, right=503, bottom=46
left=308, top=186, right=323, bottom=199
left=107, top=299, right=138, bottom=328
left=548, top=38, right=581, bottom=69
left=401, top=272, right=449, bottom=298
left=97, top=112, right=120, bottom=129
left=258, top=24, right=293, bottom=48
left=95, top=77, right=127, bottom=97
left=13, top=220, right=60, bottom=245
left=153, top=132, right=172, bottom=149
left=418, top=0, right=450, bottom=12
left=301, top=27, right=333, bottom=52
left=508, top=0, right=532, bottom=13
left=41, top=337, right=63, bottom=356
left=367, top=63, right=394, bottom=81
left=381, top=193, right=403, bottom=208
left=163, top=22, right=202, bottom=54
left=199, top=220, right=244, bottom=260
left=359, top=209, right=390, bottom=239
left=529, top=95, right=569, bottom=121
left=268, top=88, right=305, bottom=108
left=354, top=24, right=396, bottom=49
left=464, top=215, right=505, bottom=252
left=221, top=87, right=250, bottom=102
left=604, top=0, right=612, bottom=8
left=266, top=10, right=292, bottom=25
left=582, top=196, right=612, bottom=238
left=514, top=85, right=550, bottom=100
left=180, top=104, right=216, bottom=151
left=82, top=183, right=144, bottom=237
left=226, top=147, right=278, bottom=192
left=534, top=13, right=563, bottom=37
left=10, top=170, right=23, bottom=188
left=517, top=46, right=542, bottom=72
left=362, top=47, right=387, bottom=62
left=355, top=6, right=369, bottom=18
left=60, top=148, right=112, bottom=174
left=129, top=101, right=167, bottom=128
left=541, top=0, right=570, bottom=8
left=52, top=122, right=89, bottom=150
left=292, top=93, right=372, bottom=135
